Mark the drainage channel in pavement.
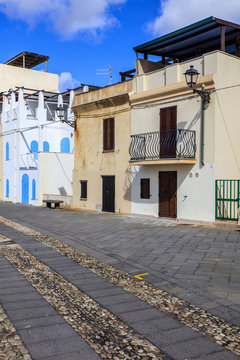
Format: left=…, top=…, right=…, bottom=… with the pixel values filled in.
left=0, top=216, right=240, bottom=357
left=0, top=237, right=168, bottom=360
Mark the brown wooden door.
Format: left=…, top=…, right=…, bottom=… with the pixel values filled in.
left=159, top=171, right=177, bottom=218
left=160, top=106, right=177, bottom=157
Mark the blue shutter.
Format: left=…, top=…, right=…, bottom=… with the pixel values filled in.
left=43, top=141, right=50, bottom=152
left=6, top=179, right=9, bottom=197
left=6, top=142, right=9, bottom=160
left=30, top=140, right=38, bottom=159
left=60, top=138, right=70, bottom=153
left=32, top=179, right=36, bottom=200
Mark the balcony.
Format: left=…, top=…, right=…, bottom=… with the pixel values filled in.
left=20, top=153, right=38, bottom=169
left=129, top=129, right=196, bottom=165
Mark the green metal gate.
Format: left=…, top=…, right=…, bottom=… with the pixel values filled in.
left=215, top=180, right=240, bottom=221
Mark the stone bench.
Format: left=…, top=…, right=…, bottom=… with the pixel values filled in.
left=42, top=200, right=63, bottom=209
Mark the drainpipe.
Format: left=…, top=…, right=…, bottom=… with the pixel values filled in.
left=200, top=85, right=206, bottom=166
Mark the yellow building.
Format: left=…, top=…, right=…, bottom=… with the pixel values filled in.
left=72, top=80, right=132, bottom=214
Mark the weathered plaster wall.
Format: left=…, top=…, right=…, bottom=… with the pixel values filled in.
left=72, top=81, right=132, bottom=213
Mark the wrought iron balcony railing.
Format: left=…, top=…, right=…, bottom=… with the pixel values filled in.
left=129, top=129, right=196, bottom=161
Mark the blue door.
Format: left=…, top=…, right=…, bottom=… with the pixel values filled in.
left=22, top=174, right=29, bottom=204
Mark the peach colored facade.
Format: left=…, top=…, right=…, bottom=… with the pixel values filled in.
left=72, top=80, right=132, bottom=214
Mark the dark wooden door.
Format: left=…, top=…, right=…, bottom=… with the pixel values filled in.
left=102, top=176, right=115, bottom=212
left=160, top=106, right=177, bottom=157
left=159, top=171, right=177, bottom=218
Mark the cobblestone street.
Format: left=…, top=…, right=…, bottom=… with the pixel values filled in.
left=0, top=202, right=240, bottom=359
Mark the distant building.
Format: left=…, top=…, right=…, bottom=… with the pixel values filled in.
left=0, top=52, right=76, bottom=206
left=1, top=87, right=75, bottom=206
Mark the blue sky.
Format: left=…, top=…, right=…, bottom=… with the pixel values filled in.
left=0, top=0, right=239, bottom=91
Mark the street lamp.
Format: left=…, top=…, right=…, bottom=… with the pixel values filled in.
left=184, top=65, right=210, bottom=104
left=56, top=104, right=66, bottom=120
left=184, top=65, right=200, bottom=89
left=56, top=104, right=76, bottom=128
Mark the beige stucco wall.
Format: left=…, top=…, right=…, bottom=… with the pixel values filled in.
left=213, top=52, right=240, bottom=180
left=72, top=81, right=132, bottom=213
left=0, top=63, right=58, bottom=92
left=130, top=50, right=240, bottom=221
left=130, top=52, right=221, bottom=222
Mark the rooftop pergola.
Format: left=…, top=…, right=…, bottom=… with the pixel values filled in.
left=134, top=17, right=240, bottom=63
left=4, top=52, right=49, bottom=71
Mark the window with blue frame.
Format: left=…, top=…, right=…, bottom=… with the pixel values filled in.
left=43, top=141, right=50, bottom=152
left=6, top=179, right=9, bottom=197
left=30, top=140, right=38, bottom=159
left=32, top=179, right=36, bottom=199
left=6, top=142, right=9, bottom=160
left=60, top=138, right=70, bottom=153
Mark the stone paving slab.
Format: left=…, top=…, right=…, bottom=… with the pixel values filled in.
left=0, top=204, right=238, bottom=359
left=0, top=224, right=239, bottom=359
left=26, top=336, right=100, bottom=360
left=0, top=254, right=101, bottom=360
left=0, top=240, right=169, bottom=360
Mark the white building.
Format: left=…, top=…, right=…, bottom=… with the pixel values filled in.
left=129, top=17, right=240, bottom=223
left=1, top=87, right=75, bottom=206
left=0, top=51, right=78, bottom=206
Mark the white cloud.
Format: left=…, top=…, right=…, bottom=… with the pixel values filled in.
left=59, top=72, right=80, bottom=92
left=0, top=0, right=127, bottom=38
left=149, top=0, right=240, bottom=36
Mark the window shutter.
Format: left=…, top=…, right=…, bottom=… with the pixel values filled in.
left=160, top=108, right=168, bottom=131
left=160, top=106, right=177, bottom=131
left=103, top=118, right=114, bottom=150
left=140, top=178, right=150, bottom=199
left=80, top=181, right=87, bottom=199
left=109, top=118, right=114, bottom=150
left=103, top=119, right=108, bottom=150
left=170, top=106, right=177, bottom=130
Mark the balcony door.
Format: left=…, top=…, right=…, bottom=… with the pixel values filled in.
left=160, top=106, right=177, bottom=158
left=159, top=171, right=177, bottom=218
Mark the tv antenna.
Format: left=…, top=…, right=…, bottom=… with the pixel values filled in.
left=96, top=65, right=112, bottom=85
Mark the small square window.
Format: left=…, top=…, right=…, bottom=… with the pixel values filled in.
left=80, top=181, right=87, bottom=199
left=140, top=178, right=150, bottom=199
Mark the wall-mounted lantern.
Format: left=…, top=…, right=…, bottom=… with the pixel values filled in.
left=184, top=65, right=210, bottom=104
left=56, top=104, right=76, bottom=129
